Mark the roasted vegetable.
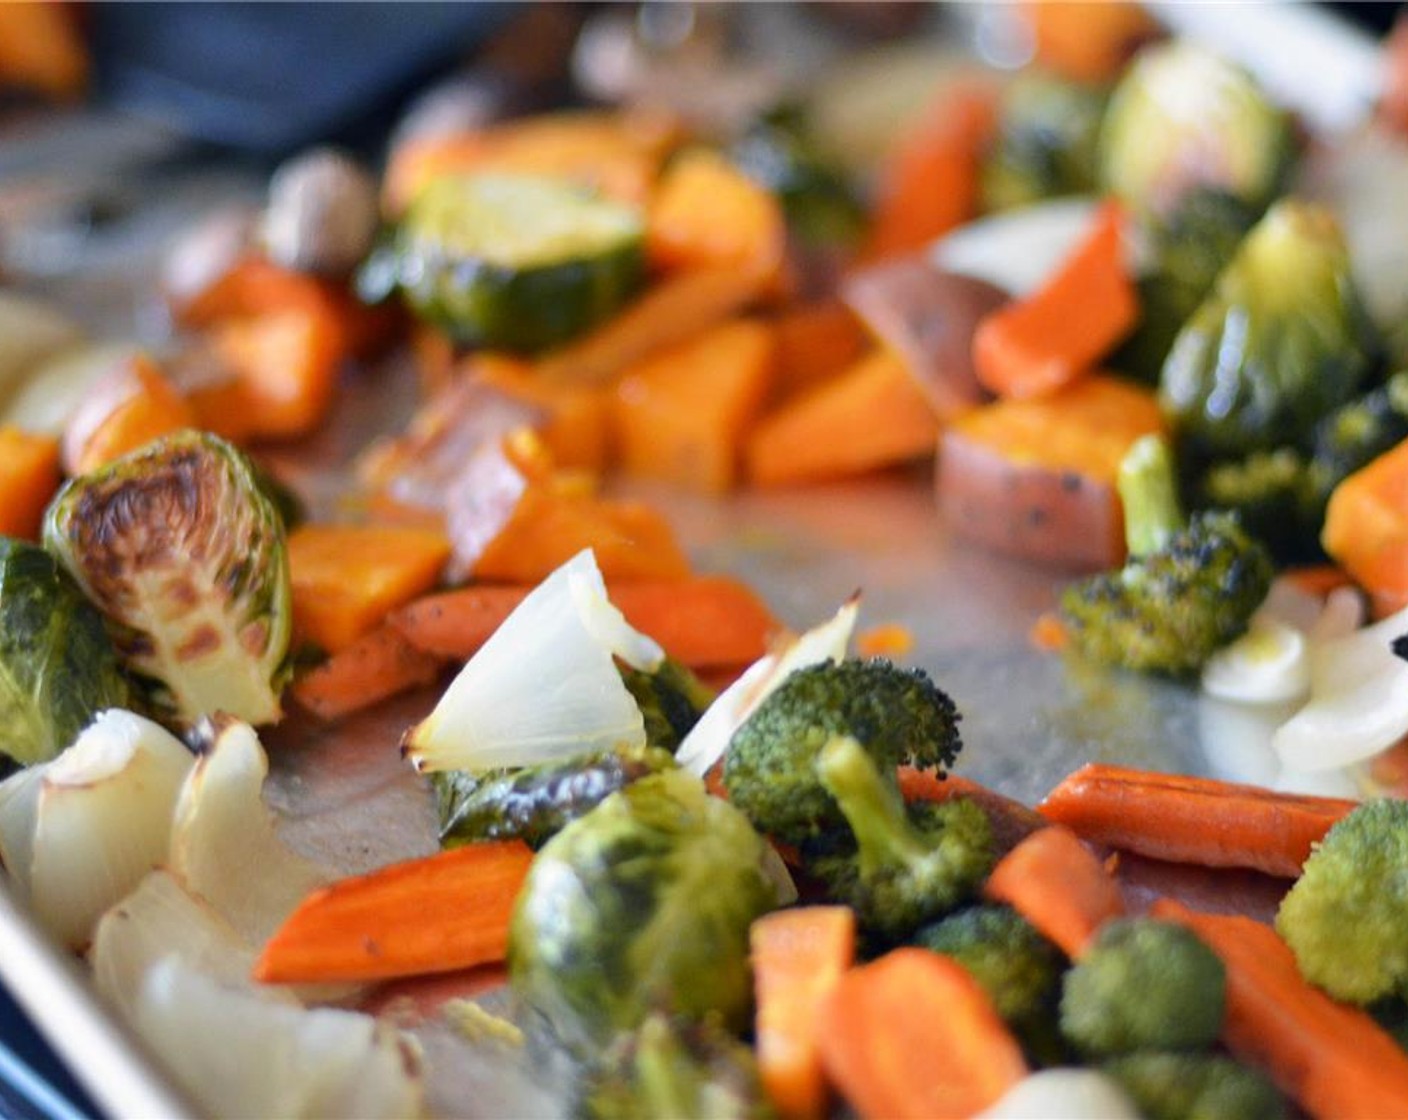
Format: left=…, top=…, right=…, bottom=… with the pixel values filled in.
left=1310, top=370, right=1408, bottom=488
left=808, top=736, right=993, bottom=942
left=509, top=768, right=783, bottom=1052
left=1059, top=917, right=1226, bottom=1057
left=579, top=1013, right=775, bottom=1120
left=432, top=745, right=677, bottom=850
left=981, top=72, right=1107, bottom=212
left=620, top=657, right=715, bottom=753
left=721, top=658, right=962, bottom=846
left=378, top=173, right=645, bottom=353
left=1102, top=1052, right=1288, bottom=1120
left=44, top=431, right=292, bottom=727
left=1059, top=436, right=1274, bottom=675
left=0, top=539, right=128, bottom=767
left=1196, top=448, right=1318, bottom=564
left=1099, top=42, right=1293, bottom=221
left=1159, top=200, right=1378, bottom=460
left=1276, top=799, right=1408, bottom=1006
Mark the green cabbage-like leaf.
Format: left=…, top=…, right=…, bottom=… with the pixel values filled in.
left=0, top=538, right=128, bottom=766
left=43, top=431, right=291, bottom=728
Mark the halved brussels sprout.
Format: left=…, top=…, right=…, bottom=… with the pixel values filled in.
left=0, top=538, right=128, bottom=767
left=44, top=431, right=292, bottom=728
left=981, top=72, right=1108, bottom=213
left=1099, top=43, right=1293, bottom=221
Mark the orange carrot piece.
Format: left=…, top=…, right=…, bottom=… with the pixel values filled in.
left=613, top=319, right=777, bottom=494
left=390, top=574, right=777, bottom=669
left=534, top=266, right=771, bottom=387
left=773, top=301, right=868, bottom=401
left=287, top=524, right=451, bottom=654
left=254, top=841, right=535, bottom=984
left=474, top=353, right=613, bottom=475
left=291, top=624, right=445, bottom=721
left=973, top=203, right=1138, bottom=399
left=752, top=907, right=857, bottom=1120
left=861, top=87, right=996, bottom=262
left=983, top=826, right=1124, bottom=958
left=1322, top=439, right=1408, bottom=611
left=0, top=427, right=61, bottom=540
left=211, top=308, right=346, bottom=440
left=1038, top=764, right=1357, bottom=880
left=818, top=947, right=1027, bottom=1120
left=1281, top=564, right=1354, bottom=600
left=1023, top=1, right=1161, bottom=85
left=855, top=623, right=914, bottom=659
left=898, top=767, right=1046, bottom=856
left=648, top=149, right=787, bottom=284
left=0, top=2, right=88, bottom=101
left=63, top=354, right=196, bottom=475
left=1028, top=612, right=1069, bottom=652
left=747, top=348, right=939, bottom=487
left=1153, top=899, right=1408, bottom=1120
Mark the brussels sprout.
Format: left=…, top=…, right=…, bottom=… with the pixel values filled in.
left=509, top=769, right=782, bottom=1053
left=44, top=431, right=292, bottom=728
left=1099, top=42, right=1294, bottom=220
left=0, top=539, right=128, bottom=766
left=981, top=72, right=1108, bottom=213
left=1159, top=200, right=1378, bottom=460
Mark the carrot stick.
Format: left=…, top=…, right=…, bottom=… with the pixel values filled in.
left=1038, top=764, right=1356, bottom=879
left=290, top=624, right=445, bottom=721
left=982, top=826, right=1124, bottom=958
left=389, top=575, right=779, bottom=669
left=254, top=841, right=534, bottom=984
left=972, top=203, right=1138, bottom=400
left=818, top=947, right=1027, bottom=1120
left=752, top=906, right=856, bottom=1120
left=1153, top=899, right=1408, bottom=1120
left=1281, top=564, right=1354, bottom=600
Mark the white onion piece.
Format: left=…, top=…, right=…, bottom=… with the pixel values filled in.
left=0, top=341, right=141, bottom=436
left=932, top=198, right=1145, bottom=297
left=90, top=869, right=273, bottom=1024
left=1273, top=764, right=1362, bottom=801
left=977, top=1069, right=1140, bottom=1119
left=404, top=549, right=658, bottom=772
left=1274, top=602, right=1408, bottom=771
left=0, top=293, right=84, bottom=403
left=170, top=720, right=327, bottom=946
left=133, top=959, right=422, bottom=1120
left=1309, top=585, right=1366, bottom=643
left=1257, top=577, right=1327, bottom=633
left=676, top=595, right=859, bottom=777
left=0, top=764, right=46, bottom=897
left=29, top=711, right=193, bottom=950
left=1202, top=617, right=1309, bottom=705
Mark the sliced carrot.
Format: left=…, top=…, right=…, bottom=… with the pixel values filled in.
left=287, top=524, right=451, bottom=654
left=534, top=266, right=771, bottom=387
left=62, top=353, right=196, bottom=476
left=855, top=623, right=914, bottom=659
left=1023, top=1, right=1161, bottom=85
left=210, top=308, right=346, bottom=440
left=898, top=768, right=1046, bottom=856
left=291, top=624, right=445, bottom=721
left=1038, top=764, right=1356, bottom=880
left=1153, top=899, right=1408, bottom=1120
left=1323, top=439, right=1408, bottom=613
left=818, top=947, right=1027, bottom=1120
left=254, top=841, right=535, bottom=984
left=747, top=348, right=939, bottom=487
left=648, top=149, right=787, bottom=285
left=982, top=826, right=1124, bottom=958
left=613, top=318, right=776, bottom=493
left=0, top=427, right=61, bottom=540
left=752, top=906, right=856, bottom=1120
left=773, top=300, right=868, bottom=401
left=972, top=203, right=1138, bottom=400
left=861, top=87, right=996, bottom=262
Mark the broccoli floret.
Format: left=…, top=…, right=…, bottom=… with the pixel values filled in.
left=620, top=658, right=715, bottom=753
left=722, top=658, right=962, bottom=845
left=432, top=745, right=677, bottom=850
left=1060, top=436, right=1274, bottom=675
left=579, top=1013, right=776, bottom=1120
left=1276, top=799, right=1408, bottom=1005
left=1060, top=917, right=1226, bottom=1057
left=807, top=736, right=993, bottom=942
left=1103, top=1052, right=1288, bottom=1120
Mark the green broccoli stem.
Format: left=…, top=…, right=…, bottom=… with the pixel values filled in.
left=815, top=736, right=928, bottom=876
left=1118, top=435, right=1186, bottom=556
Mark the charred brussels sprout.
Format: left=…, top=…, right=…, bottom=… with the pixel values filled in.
left=1159, top=200, right=1378, bottom=460
left=981, top=72, right=1107, bottom=213
left=0, top=539, right=128, bottom=766
left=44, top=431, right=292, bottom=728
left=620, top=658, right=714, bottom=753
left=509, top=769, right=782, bottom=1053
left=432, top=745, right=677, bottom=850
left=1099, top=42, right=1293, bottom=221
